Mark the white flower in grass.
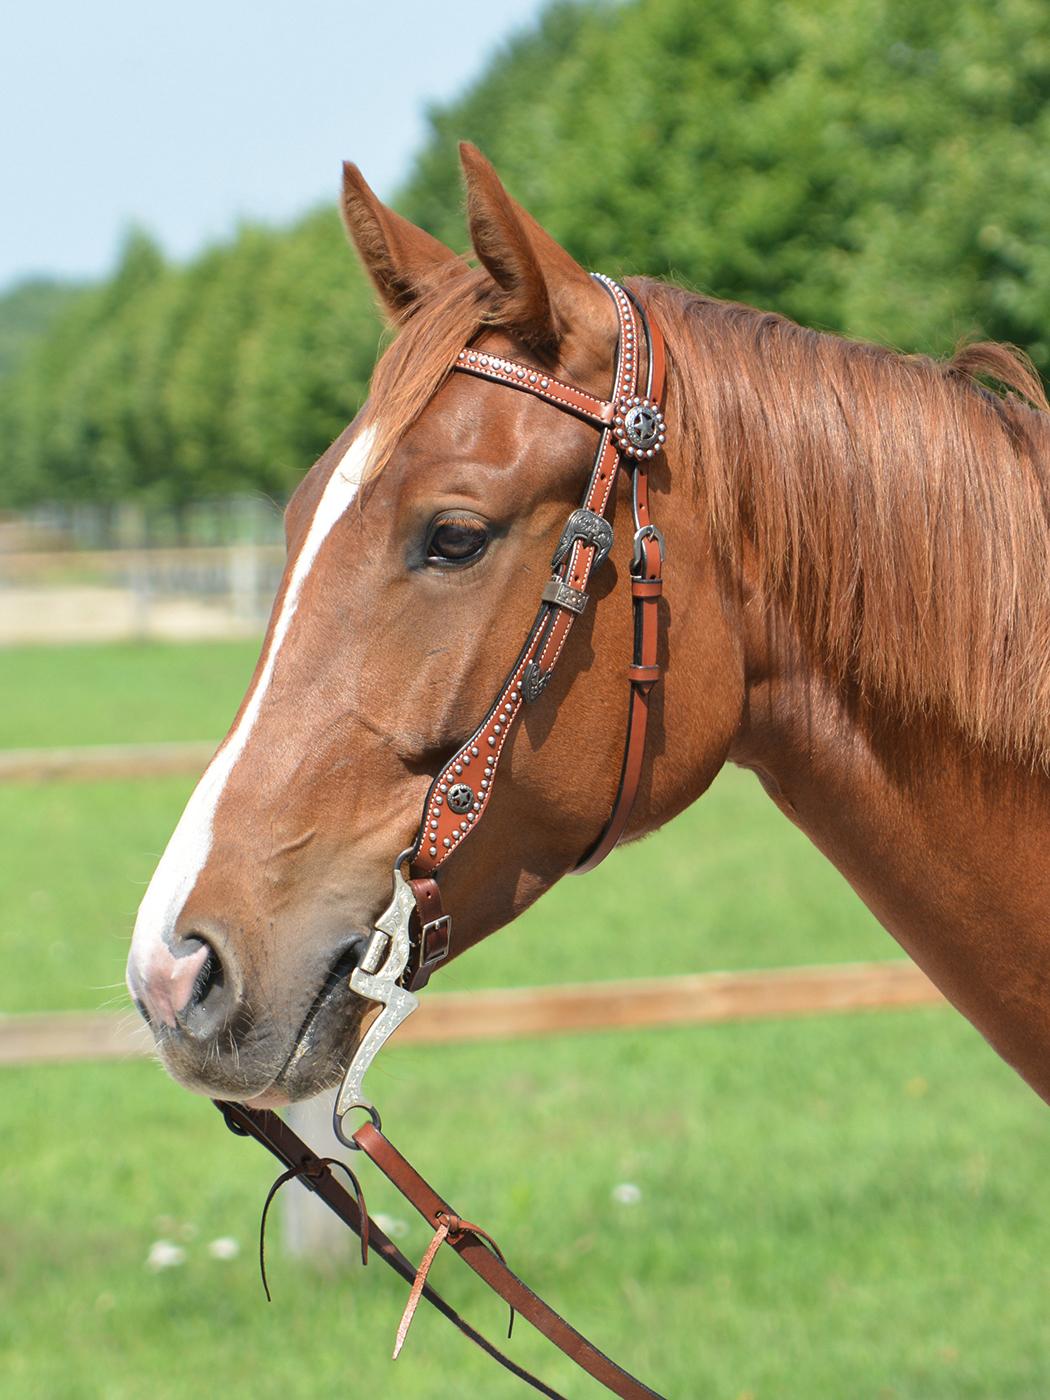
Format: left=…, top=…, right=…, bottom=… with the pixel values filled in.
left=147, top=1239, right=186, bottom=1271
left=372, top=1212, right=409, bottom=1239
left=207, top=1236, right=240, bottom=1261
left=611, top=1182, right=642, bottom=1206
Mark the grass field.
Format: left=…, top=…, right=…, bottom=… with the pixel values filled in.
left=2, top=641, right=1049, bottom=1398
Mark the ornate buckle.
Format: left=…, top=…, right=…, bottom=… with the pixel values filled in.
left=333, top=852, right=420, bottom=1147
left=550, top=508, right=613, bottom=572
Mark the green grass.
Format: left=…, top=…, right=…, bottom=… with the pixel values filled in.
left=0, top=640, right=261, bottom=748
left=2, top=641, right=1049, bottom=1398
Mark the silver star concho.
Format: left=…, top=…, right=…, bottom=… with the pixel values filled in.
left=613, top=396, right=667, bottom=459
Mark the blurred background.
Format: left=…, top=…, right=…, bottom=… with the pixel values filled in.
left=3, top=1, right=1050, bottom=1396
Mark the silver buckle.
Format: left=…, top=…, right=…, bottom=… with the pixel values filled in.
left=631, top=524, right=666, bottom=573
left=333, top=851, right=419, bottom=1147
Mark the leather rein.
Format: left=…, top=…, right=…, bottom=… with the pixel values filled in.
left=215, top=277, right=669, bottom=1398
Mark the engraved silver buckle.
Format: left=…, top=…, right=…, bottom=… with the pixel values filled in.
left=333, top=850, right=419, bottom=1148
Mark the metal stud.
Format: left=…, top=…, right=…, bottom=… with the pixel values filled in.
left=435, top=794, right=443, bottom=805
left=470, top=746, right=479, bottom=757
left=494, top=724, right=501, bottom=735
left=454, top=764, right=462, bottom=775
left=460, top=821, right=468, bottom=832
left=439, top=782, right=448, bottom=792
left=487, top=736, right=496, bottom=747
left=443, top=838, right=451, bottom=848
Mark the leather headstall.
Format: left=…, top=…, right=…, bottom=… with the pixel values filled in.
left=402, top=274, right=667, bottom=989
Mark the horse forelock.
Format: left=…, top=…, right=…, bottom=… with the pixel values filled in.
left=639, top=277, right=1050, bottom=765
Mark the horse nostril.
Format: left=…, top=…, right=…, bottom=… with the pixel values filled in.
left=186, top=941, right=223, bottom=1010
left=172, top=934, right=227, bottom=1029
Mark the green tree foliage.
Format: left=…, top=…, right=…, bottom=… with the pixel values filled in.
left=0, top=278, right=86, bottom=379
left=3, top=0, right=1050, bottom=508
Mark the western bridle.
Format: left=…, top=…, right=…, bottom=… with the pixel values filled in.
left=216, top=277, right=669, bottom=1398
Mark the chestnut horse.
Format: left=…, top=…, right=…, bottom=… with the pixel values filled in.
left=128, top=145, right=1050, bottom=1129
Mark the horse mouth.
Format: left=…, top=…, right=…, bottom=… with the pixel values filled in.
left=151, top=936, right=376, bottom=1105
left=266, top=941, right=375, bottom=1102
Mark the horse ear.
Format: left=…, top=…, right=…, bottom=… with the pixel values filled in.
left=341, top=162, right=461, bottom=319
left=459, top=142, right=611, bottom=358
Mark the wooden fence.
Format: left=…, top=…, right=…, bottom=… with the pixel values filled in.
left=0, top=962, right=943, bottom=1069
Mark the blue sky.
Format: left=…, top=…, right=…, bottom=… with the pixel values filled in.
left=2, top=0, right=552, bottom=291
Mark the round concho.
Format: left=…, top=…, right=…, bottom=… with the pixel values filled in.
left=447, top=783, right=475, bottom=814
left=613, top=397, right=667, bottom=459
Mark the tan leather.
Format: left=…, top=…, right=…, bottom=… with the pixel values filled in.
left=355, top=1121, right=663, bottom=1399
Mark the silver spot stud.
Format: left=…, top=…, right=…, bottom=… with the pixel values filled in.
left=442, top=838, right=451, bottom=848
left=470, top=746, right=479, bottom=757
left=454, top=764, right=462, bottom=775
left=487, top=736, right=496, bottom=747
left=429, top=846, right=437, bottom=857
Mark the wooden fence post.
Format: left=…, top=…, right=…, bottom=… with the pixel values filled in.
left=281, top=1091, right=358, bottom=1263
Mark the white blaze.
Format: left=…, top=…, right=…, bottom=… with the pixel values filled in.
left=128, top=427, right=374, bottom=977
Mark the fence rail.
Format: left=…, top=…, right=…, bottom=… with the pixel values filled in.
left=0, top=740, right=217, bottom=784
left=0, top=962, right=944, bottom=1068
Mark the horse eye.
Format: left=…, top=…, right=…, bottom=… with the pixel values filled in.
left=426, top=514, right=489, bottom=566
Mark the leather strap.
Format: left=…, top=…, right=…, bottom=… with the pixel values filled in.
left=574, top=306, right=666, bottom=874
left=216, top=1101, right=665, bottom=1398
left=409, top=277, right=646, bottom=881
left=355, top=1122, right=663, bottom=1399
left=405, top=877, right=450, bottom=992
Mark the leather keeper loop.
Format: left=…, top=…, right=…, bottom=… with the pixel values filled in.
left=631, top=578, right=663, bottom=598
left=628, top=663, right=661, bottom=685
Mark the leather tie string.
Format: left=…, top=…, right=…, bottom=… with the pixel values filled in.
left=394, top=1211, right=515, bottom=1359
left=258, top=1155, right=369, bottom=1300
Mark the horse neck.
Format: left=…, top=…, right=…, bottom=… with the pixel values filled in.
left=727, top=602, right=1050, bottom=1105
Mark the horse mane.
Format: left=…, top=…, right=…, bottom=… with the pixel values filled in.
left=361, top=267, right=1050, bottom=765
left=640, top=277, right=1050, bottom=765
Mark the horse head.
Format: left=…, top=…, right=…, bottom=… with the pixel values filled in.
left=125, top=145, right=744, bottom=1104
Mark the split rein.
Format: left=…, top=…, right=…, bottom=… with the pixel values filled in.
left=214, top=278, right=669, bottom=1398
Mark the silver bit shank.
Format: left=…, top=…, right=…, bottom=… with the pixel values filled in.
left=334, top=863, right=419, bottom=1137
